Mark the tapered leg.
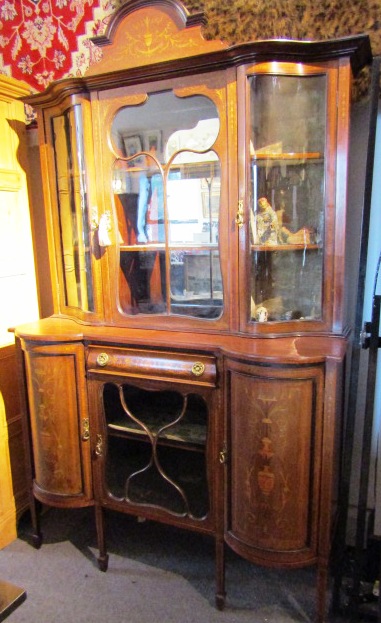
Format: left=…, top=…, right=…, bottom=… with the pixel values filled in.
left=29, top=494, right=42, bottom=549
left=95, top=504, right=108, bottom=572
left=215, top=536, right=226, bottom=610
left=317, top=561, right=328, bottom=623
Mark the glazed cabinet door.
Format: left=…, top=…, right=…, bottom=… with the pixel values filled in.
left=225, top=359, right=324, bottom=566
left=42, top=96, right=104, bottom=322
left=87, top=346, right=223, bottom=534
left=22, top=340, right=93, bottom=506
left=237, top=61, right=351, bottom=334
left=92, top=72, right=230, bottom=331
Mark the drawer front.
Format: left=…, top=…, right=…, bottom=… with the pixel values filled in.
left=86, top=345, right=217, bottom=386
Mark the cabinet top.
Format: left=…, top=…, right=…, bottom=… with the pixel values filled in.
left=15, top=317, right=348, bottom=364
left=23, top=0, right=372, bottom=107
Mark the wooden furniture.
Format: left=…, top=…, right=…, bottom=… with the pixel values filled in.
left=0, top=345, right=29, bottom=549
left=0, top=579, right=26, bottom=622
left=15, top=1, right=372, bottom=620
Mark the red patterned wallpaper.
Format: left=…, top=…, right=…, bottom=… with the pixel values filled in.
left=0, top=0, right=119, bottom=91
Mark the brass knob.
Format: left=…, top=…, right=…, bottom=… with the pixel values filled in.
left=191, top=362, right=205, bottom=377
left=96, top=352, right=109, bottom=367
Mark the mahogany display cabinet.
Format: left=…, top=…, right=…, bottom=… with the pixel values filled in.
left=15, top=1, right=373, bottom=620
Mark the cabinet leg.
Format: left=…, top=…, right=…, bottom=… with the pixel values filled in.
left=316, top=561, right=328, bottom=623
left=215, top=537, right=226, bottom=610
left=95, top=505, right=108, bottom=572
left=29, top=495, right=42, bottom=549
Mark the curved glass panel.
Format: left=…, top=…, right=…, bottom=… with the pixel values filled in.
left=248, top=74, right=326, bottom=323
left=111, top=90, right=223, bottom=319
left=52, top=105, right=94, bottom=311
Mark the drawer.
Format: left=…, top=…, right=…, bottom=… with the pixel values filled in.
left=86, top=345, right=217, bottom=386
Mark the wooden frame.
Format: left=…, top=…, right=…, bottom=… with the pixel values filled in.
left=123, top=134, right=143, bottom=157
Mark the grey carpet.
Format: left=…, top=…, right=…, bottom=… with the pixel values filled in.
left=0, top=507, right=344, bottom=622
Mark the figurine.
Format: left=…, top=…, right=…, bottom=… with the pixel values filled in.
left=255, top=306, right=268, bottom=322
left=253, top=197, right=279, bottom=245
left=253, top=197, right=312, bottom=246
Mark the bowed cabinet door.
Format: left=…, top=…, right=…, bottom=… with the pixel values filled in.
left=225, top=359, right=325, bottom=567
left=22, top=340, right=93, bottom=507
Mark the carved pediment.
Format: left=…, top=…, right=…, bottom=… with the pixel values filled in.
left=86, top=0, right=227, bottom=76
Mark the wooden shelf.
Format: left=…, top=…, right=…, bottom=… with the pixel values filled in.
left=251, top=243, right=320, bottom=252
left=108, top=415, right=207, bottom=450
left=120, top=243, right=219, bottom=252
left=252, top=151, right=323, bottom=162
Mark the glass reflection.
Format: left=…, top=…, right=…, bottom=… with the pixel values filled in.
left=111, top=90, right=223, bottom=319
left=52, top=105, right=94, bottom=312
left=248, top=74, right=326, bottom=323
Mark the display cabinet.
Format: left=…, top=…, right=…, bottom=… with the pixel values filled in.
left=15, top=1, right=372, bottom=620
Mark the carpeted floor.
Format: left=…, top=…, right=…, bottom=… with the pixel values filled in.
left=0, top=507, right=347, bottom=622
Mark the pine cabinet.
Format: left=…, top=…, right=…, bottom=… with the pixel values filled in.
left=15, top=1, right=372, bottom=620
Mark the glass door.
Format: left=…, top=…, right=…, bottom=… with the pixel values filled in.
left=101, top=382, right=210, bottom=519
left=49, top=98, right=103, bottom=321
left=110, top=89, right=224, bottom=321
left=240, top=67, right=329, bottom=330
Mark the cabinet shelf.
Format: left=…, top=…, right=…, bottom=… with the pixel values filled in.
left=252, top=151, right=323, bottom=164
left=120, top=243, right=219, bottom=252
left=108, top=416, right=207, bottom=451
left=251, top=243, right=320, bottom=252
left=104, top=385, right=208, bottom=452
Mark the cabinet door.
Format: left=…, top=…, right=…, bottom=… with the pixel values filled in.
left=87, top=346, right=222, bottom=533
left=43, top=97, right=104, bottom=322
left=93, top=72, right=230, bottom=330
left=237, top=61, right=349, bottom=334
left=23, top=341, right=93, bottom=506
left=226, top=360, right=324, bottom=566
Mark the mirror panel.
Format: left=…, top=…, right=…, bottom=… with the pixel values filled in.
left=111, top=90, right=223, bottom=319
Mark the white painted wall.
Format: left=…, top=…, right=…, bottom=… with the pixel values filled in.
left=0, top=76, right=39, bottom=347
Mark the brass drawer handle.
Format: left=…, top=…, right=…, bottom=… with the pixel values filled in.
left=96, top=352, right=109, bottom=367
left=191, top=362, right=205, bottom=377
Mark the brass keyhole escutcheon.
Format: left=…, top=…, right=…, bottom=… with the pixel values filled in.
left=95, top=434, right=103, bottom=457
left=191, top=362, right=205, bottom=377
left=235, top=199, right=244, bottom=228
left=219, top=443, right=228, bottom=464
left=96, top=352, right=109, bottom=367
left=82, top=418, right=90, bottom=441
